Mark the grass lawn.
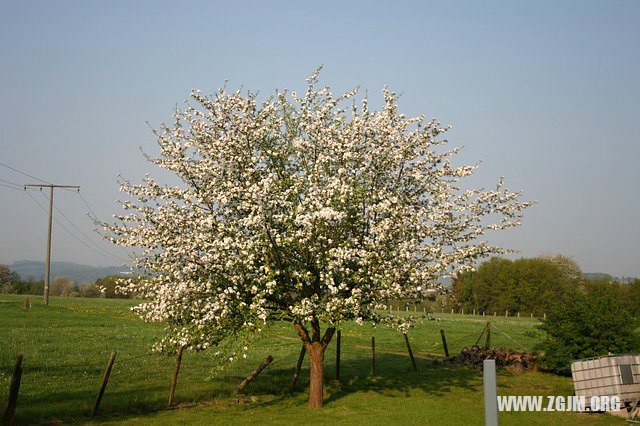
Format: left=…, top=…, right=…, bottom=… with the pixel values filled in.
left=0, top=294, right=625, bottom=425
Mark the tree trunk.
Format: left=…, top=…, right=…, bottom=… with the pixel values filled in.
left=294, top=321, right=335, bottom=408
left=307, top=342, right=326, bottom=408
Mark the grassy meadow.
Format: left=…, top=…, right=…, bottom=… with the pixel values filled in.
left=0, top=294, right=625, bottom=425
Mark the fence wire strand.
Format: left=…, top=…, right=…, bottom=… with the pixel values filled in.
left=2, top=317, right=535, bottom=423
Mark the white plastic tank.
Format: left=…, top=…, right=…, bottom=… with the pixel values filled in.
left=571, top=354, right=640, bottom=407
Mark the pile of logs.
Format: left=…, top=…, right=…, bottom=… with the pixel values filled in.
left=433, top=345, right=538, bottom=373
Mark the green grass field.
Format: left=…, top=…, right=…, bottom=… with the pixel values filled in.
left=0, top=294, right=625, bottom=425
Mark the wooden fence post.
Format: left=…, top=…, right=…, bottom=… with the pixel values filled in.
left=237, top=355, right=273, bottom=393
left=440, top=329, right=449, bottom=357
left=2, top=355, right=23, bottom=425
left=289, top=345, right=306, bottom=392
left=371, top=336, right=376, bottom=375
left=168, top=346, right=184, bottom=406
left=403, top=333, right=418, bottom=370
left=485, top=323, right=491, bottom=349
left=91, top=351, right=117, bottom=417
left=336, top=330, right=341, bottom=380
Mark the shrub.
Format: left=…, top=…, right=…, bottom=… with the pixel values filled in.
left=537, top=281, right=640, bottom=375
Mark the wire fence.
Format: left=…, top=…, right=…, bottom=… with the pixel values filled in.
left=1, top=317, right=537, bottom=424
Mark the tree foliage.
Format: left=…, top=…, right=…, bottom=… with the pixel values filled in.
left=104, top=69, right=531, bottom=406
left=0, top=264, right=22, bottom=294
left=49, top=276, right=78, bottom=297
left=537, top=281, right=640, bottom=375
left=95, top=275, right=131, bottom=299
left=452, top=256, right=580, bottom=314
left=622, top=279, right=640, bottom=318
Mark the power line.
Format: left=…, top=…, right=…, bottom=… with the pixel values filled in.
left=0, top=162, right=50, bottom=184
left=77, top=191, right=98, bottom=218
left=36, top=191, right=124, bottom=263
left=1, top=160, right=134, bottom=265
left=26, top=183, right=81, bottom=305
left=0, top=178, right=22, bottom=187
left=25, top=188, right=49, bottom=213
left=75, top=190, right=134, bottom=260
left=0, top=182, right=23, bottom=191
left=25, top=190, right=124, bottom=265
left=48, top=195, right=126, bottom=262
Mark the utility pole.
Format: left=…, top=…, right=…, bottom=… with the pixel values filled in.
left=24, top=184, right=80, bottom=305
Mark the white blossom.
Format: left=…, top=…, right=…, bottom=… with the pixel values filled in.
left=102, top=68, right=532, bottom=352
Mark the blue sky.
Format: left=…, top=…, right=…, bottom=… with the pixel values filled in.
left=1, top=1, right=638, bottom=276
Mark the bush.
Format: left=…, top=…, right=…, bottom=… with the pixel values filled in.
left=537, top=281, right=640, bottom=375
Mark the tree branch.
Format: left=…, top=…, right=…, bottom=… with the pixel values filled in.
left=321, top=327, right=336, bottom=347
left=294, top=322, right=311, bottom=345
left=311, top=317, right=321, bottom=342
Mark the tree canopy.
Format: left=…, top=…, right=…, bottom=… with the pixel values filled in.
left=452, top=255, right=581, bottom=314
left=104, top=69, right=531, bottom=407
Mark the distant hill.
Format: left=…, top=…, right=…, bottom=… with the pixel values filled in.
left=583, top=272, right=637, bottom=283
left=8, top=260, right=127, bottom=283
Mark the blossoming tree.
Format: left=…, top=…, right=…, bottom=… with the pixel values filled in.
left=105, top=69, right=531, bottom=408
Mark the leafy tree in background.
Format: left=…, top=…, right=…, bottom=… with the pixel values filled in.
left=538, top=253, right=582, bottom=281
left=0, top=264, right=21, bottom=293
left=26, top=281, right=44, bottom=296
left=626, top=279, right=640, bottom=318
left=103, top=69, right=531, bottom=407
left=49, top=276, right=78, bottom=297
left=95, top=276, right=130, bottom=299
left=537, top=281, right=640, bottom=375
left=78, top=283, right=103, bottom=298
left=452, top=257, right=509, bottom=312
left=453, top=255, right=580, bottom=314
left=495, top=257, right=576, bottom=314
left=614, top=279, right=640, bottom=318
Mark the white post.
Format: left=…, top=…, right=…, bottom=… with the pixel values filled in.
left=483, top=359, right=499, bottom=426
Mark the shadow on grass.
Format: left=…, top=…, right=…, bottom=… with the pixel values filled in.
left=11, top=349, right=480, bottom=423
left=86, top=353, right=481, bottom=424
left=220, top=351, right=480, bottom=409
